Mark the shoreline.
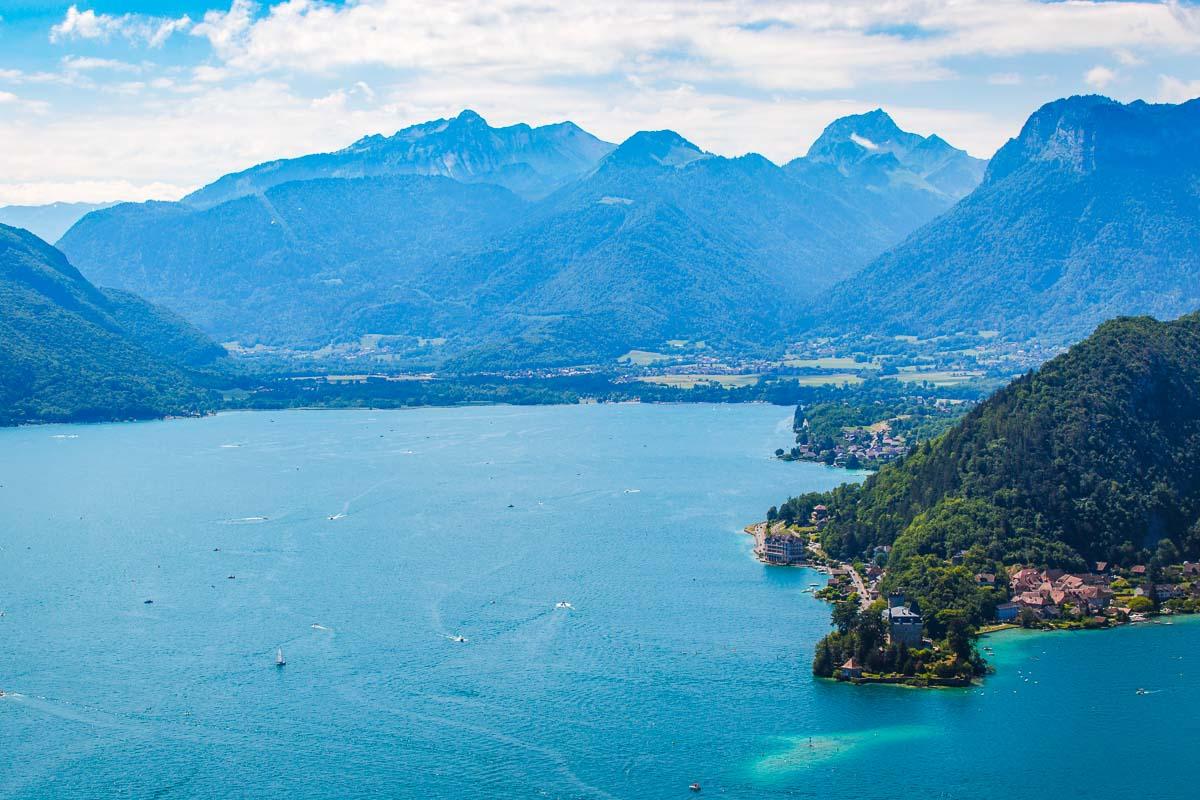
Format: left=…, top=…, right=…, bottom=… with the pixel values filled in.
left=742, top=522, right=1200, bottom=688
left=2, top=396, right=793, bottom=431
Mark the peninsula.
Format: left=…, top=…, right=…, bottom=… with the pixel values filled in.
left=763, top=314, right=1200, bottom=685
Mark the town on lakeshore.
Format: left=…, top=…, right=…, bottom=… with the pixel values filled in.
left=747, top=508, right=1200, bottom=687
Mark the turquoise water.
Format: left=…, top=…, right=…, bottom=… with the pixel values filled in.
left=1, top=404, right=1196, bottom=799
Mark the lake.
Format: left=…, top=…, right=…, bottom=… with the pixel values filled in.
left=1, top=404, right=1196, bottom=799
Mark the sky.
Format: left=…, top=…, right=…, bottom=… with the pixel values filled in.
left=0, top=0, right=1198, bottom=205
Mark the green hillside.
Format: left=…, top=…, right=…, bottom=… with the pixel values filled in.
left=0, top=224, right=219, bottom=425
left=782, top=313, right=1200, bottom=572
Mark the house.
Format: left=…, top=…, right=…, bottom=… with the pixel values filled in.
left=1183, top=562, right=1200, bottom=576
left=1057, top=575, right=1084, bottom=591
left=839, top=657, right=863, bottom=680
left=1074, top=585, right=1111, bottom=612
left=1015, top=592, right=1057, bottom=618
left=1131, top=565, right=1147, bottom=576
left=759, top=531, right=807, bottom=565
left=1094, top=561, right=1109, bottom=574
left=883, top=604, right=923, bottom=647
left=976, top=573, right=996, bottom=587
left=1011, top=568, right=1042, bottom=593
left=995, top=602, right=1019, bottom=622
left=1154, top=584, right=1183, bottom=601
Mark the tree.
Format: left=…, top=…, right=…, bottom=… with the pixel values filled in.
left=831, top=599, right=860, bottom=635
left=813, top=639, right=835, bottom=677
left=942, top=611, right=973, bottom=663
left=1127, top=595, right=1154, bottom=613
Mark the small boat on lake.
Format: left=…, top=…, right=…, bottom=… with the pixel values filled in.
left=276, top=647, right=286, bottom=667
left=689, top=782, right=701, bottom=792
left=555, top=601, right=574, bottom=610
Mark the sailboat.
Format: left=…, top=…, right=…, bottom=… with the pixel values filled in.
left=276, top=647, right=286, bottom=667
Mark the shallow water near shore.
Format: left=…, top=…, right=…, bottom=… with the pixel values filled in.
left=1, top=405, right=1197, bottom=799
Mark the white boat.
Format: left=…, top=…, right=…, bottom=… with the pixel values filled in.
left=276, top=647, right=286, bottom=667
left=555, top=601, right=574, bottom=610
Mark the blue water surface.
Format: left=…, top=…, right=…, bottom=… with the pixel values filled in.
left=0, top=404, right=1196, bottom=799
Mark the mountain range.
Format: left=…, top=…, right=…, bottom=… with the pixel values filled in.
left=817, top=96, right=1200, bottom=343
left=183, top=110, right=616, bottom=208
left=0, top=223, right=221, bottom=425
left=0, top=201, right=116, bottom=244
left=58, top=109, right=983, bottom=367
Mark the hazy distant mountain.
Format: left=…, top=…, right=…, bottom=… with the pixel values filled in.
left=59, top=110, right=983, bottom=367
left=183, top=110, right=615, bottom=208
left=785, top=109, right=986, bottom=237
left=816, top=96, right=1200, bottom=342
left=0, top=224, right=220, bottom=425
left=61, top=176, right=531, bottom=347
left=408, top=130, right=907, bottom=367
left=0, top=201, right=117, bottom=244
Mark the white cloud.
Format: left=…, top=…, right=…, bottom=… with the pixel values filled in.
left=192, top=0, right=257, bottom=53
left=353, top=81, right=376, bottom=101
left=13, top=0, right=1200, bottom=204
left=1084, top=65, right=1117, bottom=89
left=50, top=4, right=192, bottom=48
left=192, top=65, right=233, bottom=83
left=0, top=89, right=49, bottom=114
left=1113, top=49, right=1144, bottom=67
left=61, top=56, right=141, bottom=73
left=1155, top=74, right=1200, bottom=103
left=186, top=0, right=1200, bottom=92
left=987, top=72, right=1022, bottom=86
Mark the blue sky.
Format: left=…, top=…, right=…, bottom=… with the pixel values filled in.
left=1, top=0, right=1198, bottom=205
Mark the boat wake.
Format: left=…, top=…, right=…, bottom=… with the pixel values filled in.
left=51, top=434, right=78, bottom=439
left=220, top=516, right=269, bottom=525
left=311, top=623, right=333, bottom=632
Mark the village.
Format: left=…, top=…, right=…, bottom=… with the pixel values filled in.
left=747, top=507, right=1200, bottom=683
left=776, top=422, right=909, bottom=469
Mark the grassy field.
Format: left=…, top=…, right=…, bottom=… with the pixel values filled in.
left=784, top=356, right=879, bottom=370
left=638, top=374, right=762, bottom=388
left=885, top=370, right=984, bottom=386
left=794, top=373, right=865, bottom=386
left=618, top=349, right=673, bottom=366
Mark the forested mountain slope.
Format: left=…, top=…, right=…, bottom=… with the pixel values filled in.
left=0, top=224, right=219, bottom=425
left=786, top=313, right=1200, bottom=571
left=816, top=96, right=1200, bottom=343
